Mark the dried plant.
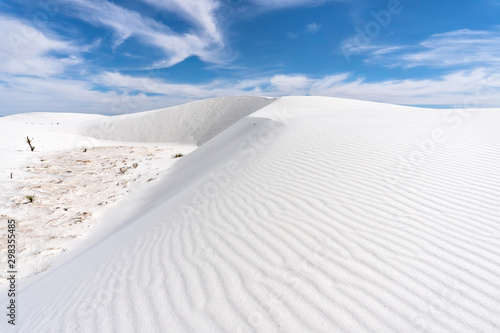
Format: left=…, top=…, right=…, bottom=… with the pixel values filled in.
left=26, top=136, right=35, bottom=151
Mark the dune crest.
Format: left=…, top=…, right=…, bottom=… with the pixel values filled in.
left=81, top=96, right=276, bottom=146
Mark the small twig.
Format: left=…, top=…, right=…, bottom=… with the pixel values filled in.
left=26, top=136, right=35, bottom=151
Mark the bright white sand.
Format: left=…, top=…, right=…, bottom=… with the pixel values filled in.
left=1, top=96, right=499, bottom=332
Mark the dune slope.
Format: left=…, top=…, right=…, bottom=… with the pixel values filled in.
left=3, top=96, right=500, bottom=333
left=80, top=96, right=276, bottom=146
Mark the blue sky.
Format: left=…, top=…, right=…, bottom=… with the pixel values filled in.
left=1, top=0, right=500, bottom=115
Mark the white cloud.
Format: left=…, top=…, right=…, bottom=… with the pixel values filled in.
left=2, top=10, right=499, bottom=116
left=95, top=72, right=218, bottom=98
left=339, top=38, right=378, bottom=62
left=93, top=68, right=500, bottom=107
left=369, top=29, right=500, bottom=68
left=2, top=67, right=500, bottom=116
left=0, top=74, right=119, bottom=114
left=288, top=22, right=322, bottom=39
left=250, top=0, right=335, bottom=9
left=270, top=75, right=312, bottom=93
left=63, top=0, right=226, bottom=68
left=140, top=0, right=221, bottom=42
left=93, top=68, right=500, bottom=111
left=309, top=69, right=500, bottom=106
left=60, top=55, right=84, bottom=65
left=306, top=22, right=322, bottom=34
left=0, top=16, right=77, bottom=77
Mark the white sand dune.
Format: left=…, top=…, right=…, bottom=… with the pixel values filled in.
left=80, top=96, right=276, bottom=145
left=1, top=96, right=500, bottom=332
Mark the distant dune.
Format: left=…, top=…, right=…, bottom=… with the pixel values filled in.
left=1, top=96, right=499, bottom=332
left=80, top=96, right=275, bottom=145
